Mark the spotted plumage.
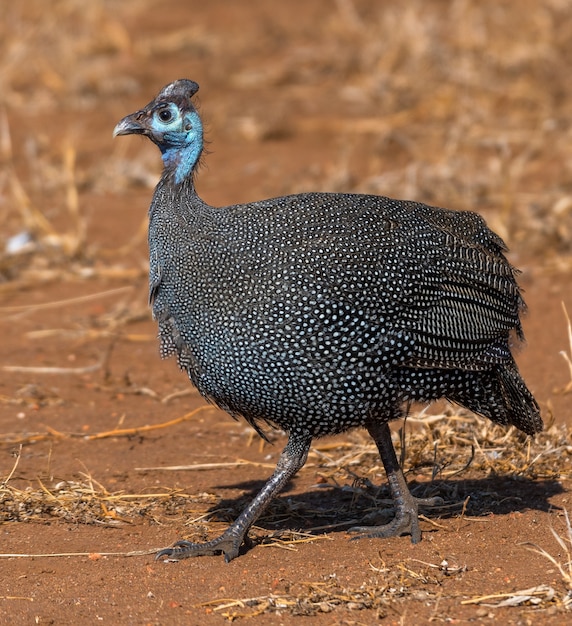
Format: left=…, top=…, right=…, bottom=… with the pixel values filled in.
left=114, top=79, right=542, bottom=562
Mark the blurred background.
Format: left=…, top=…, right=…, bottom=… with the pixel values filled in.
left=1, top=3, right=572, bottom=621
left=2, top=0, right=572, bottom=265
left=1, top=0, right=571, bottom=420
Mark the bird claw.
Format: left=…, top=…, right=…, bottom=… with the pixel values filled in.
left=350, top=510, right=421, bottom=543
left=155, top=531, right=249, bottom=562
left=349, top=495, right=444, bottom=544
left=413, top=495, right=445, bottom=508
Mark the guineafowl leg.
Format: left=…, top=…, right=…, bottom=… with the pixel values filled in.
left=350, top=420, right=442, bottom=543
left=156, top=432, right=311, bottom=562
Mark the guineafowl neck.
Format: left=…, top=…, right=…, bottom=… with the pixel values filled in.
left=150, top=175, right=212, bottom=226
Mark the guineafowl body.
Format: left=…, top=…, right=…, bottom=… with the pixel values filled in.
left=114, top=79, right=542, bottom=562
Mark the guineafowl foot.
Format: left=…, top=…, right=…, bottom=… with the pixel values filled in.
left=156, top=528, right=253, bottom=562
left=156, top=432, right=311, bottom=562
left=349, top=493, right=443, bottom=543
left=352, top=419, right=443, bottom=544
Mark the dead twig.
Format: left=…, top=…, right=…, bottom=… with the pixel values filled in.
left=0, top=405, right=214, bottom=445
left=557, top=302, right=572, bottom=394
left=135, top=459, right=276, bottom=471
left=0, top=549, right=157, bottom=559
left=0, top=286, right=134, bottom=315
left=0, top=444, right=22, bottom=488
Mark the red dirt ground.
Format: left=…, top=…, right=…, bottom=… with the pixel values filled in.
left=2, top=1, right=572, bottom=624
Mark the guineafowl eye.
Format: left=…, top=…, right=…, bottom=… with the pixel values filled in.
left=153, top=104, right=180, bottom=127
left=114, top=79, right=541, bottom=563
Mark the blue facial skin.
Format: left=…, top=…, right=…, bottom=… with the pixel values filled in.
left=150, top=103, right=203, bottom=184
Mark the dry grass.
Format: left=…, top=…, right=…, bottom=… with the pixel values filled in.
left=559, top=303, right=572, bottom=394
left=522, top=509, right=572, bottom=605
left=1, top=409, right=570, bottom=538
left=0, top=0, right=571, bottom=286
left=2, top=409, right=571, bottom=618
left=0, top=1, right=572, bottom=622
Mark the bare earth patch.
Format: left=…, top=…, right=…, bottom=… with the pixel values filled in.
left=1, top=1, right=572, bottom=624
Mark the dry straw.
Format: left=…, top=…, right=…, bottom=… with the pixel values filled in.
left=3, top=405, right=571, bottom=616
left=1, top=0, right=572, bottom=620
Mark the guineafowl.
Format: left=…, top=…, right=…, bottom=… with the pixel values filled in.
left=114, top=79, right=542, bottom=562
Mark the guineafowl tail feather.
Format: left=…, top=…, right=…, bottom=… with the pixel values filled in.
left=447, top=362, right=542, bottom=436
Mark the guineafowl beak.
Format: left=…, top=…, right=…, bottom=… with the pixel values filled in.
left=113, top=112, right=148, bottom=137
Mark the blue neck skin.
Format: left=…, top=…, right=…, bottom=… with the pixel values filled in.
left=158, top=112, right=203, bottom=184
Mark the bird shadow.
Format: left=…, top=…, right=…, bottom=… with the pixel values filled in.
left=204, top=474, right=563, bottom=538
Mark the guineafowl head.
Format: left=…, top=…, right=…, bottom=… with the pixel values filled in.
left=114, top=79, right=203, bottom=184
